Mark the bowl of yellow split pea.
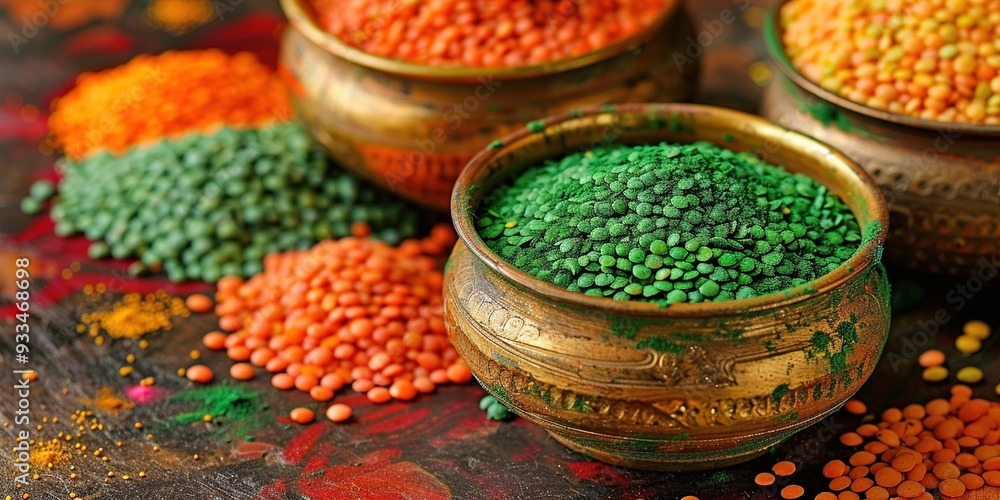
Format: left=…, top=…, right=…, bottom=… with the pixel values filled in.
left=761, top=0, right=1000, bottom=276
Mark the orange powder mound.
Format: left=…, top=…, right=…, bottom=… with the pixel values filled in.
left=49, top=49, right=292, bottom=160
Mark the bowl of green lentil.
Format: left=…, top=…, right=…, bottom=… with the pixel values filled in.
left=444, top=103, right=890, bottom=471
left=760, top=0, right=1000, bottom=276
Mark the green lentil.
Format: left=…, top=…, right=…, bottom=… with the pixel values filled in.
left=476, top=141, right=861, bottom=305
left=32, top=123, right=419, bottom=282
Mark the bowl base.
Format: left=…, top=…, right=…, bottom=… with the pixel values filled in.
left=547, top=431, right=775, bottom=472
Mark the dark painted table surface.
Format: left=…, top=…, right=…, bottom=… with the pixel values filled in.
left=1, top=1, right=998, bottom=499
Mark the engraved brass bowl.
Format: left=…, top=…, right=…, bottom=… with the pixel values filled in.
left=444, top=104, right=891, bottom=471
left=278, top=0, right=699, bottom=211
left=761, top=2, right=1000, bottom=276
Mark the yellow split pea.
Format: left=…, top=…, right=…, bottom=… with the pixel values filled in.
left=922, top=366, right=949, bottom=382
left=956, top=366, right=984, bottom=384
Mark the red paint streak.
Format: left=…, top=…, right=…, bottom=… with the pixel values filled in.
left=64, top=27, right=134, bottom=57
left=0, top=113, right=47, bottom=141
left=190, top=13, right=284, bottom=67
left=282, top=422, right=328, bottom=465
left=231, top=442, right=280, bottom=460
left=298, top=450, right=450, bottom=500
left=511, top=441, right=540, bottom=463
left=565, top=461, right=630, bottom=488
left=428, top=414, right=493, bottom=447
left=258, top=478, right=285, bottom=499
left=362, top=407, right=432, bottom=435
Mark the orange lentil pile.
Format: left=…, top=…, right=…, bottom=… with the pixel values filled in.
left=49, top=49, right=292, bottom=161
left=208, top=224, right=473, bottom=420
left=779, top=0, right=1000, bottom=124
left=817, top=386, right=1000, bottom=499
left=308, top=0, right=666, bottom=68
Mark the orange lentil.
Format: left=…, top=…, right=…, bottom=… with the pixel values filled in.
left=308, top=0, right=667, bottom=69
left=202, top=331, right=227, bottom=351
left=875, top=429, right=900, bottom=447
left=874, top=466, right=902, bottom=488
left=824, top=460, right=848, bottom=478
left=918, top=350, right=946, bottom=368
left=289, top=408, right=315, bottom=424
left=848, top=466, right=869, bottom=480
left=933, top=463, right=961, bottom=480
left=830, top=476, right=852, bottom=491
left=816, top=493, right=838, bottom=500
left=863, top=486, right=888, bottom=500
left=845, top=399, right=867, bottom=415
left=185, top=365, right=213, bottom=384
left=896, top=480, right=925, bottom=498
left=938, top=478, right=966, bottom=497
left=412, top=376, right=435, bottom=394
left=837, top=492, right=859, bottom=500
left=308, top=387, right=332, bottom=403
left=850, top=451, right=877, bottom=467
left=893, top=453, right=919, bottom=473
left=857, top=424, right=880, bottom=438
left=850, top=477, right=873, bottom=493
left=959, top=472, right=985, bottom=490
left=185, top=294, right=213, bottom=314
left=679, top=496, right=697, bottom=500
left=229, top=363, right=255, bottom=381
left=367, top=387, right=391, bottom=404
left=780, top=484, right=804, bottom=499
left=326, top=404, right=352, bottom=423
left=754, top=472, right=775, bottom=486
left=271, top=373, right=295, bottom=391
left=881, top=408, right=903, bottom=423
left=773, top=461, right=796, bottom=477
left=49, top=50, right=291, bottom=160
left=984, top=470, right=1000, bottom=486
left=841, top=432, right=864, bottom=447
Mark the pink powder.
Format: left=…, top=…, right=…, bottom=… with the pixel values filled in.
left=125, top=384, right=169, bottom=404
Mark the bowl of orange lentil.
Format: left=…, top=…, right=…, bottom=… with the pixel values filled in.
left=278, top=0, right=700, bottom=211
left=761, top=0, right=1000, bottom=276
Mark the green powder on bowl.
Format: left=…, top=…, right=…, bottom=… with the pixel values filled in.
left=475, top=141, right=862, bottom=305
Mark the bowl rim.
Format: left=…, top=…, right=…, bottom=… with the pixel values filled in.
left=279, top=0, right=682, bottom=83
left=451, top=103, right=890, bottom=319
left=763, top=0, right=1000, bottom=137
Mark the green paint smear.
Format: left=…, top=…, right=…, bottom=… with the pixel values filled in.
left=812, top=383, right=823, bottom=401
left=570, top=397, right=593, bottom=413
left=635, top=336, right=685, bottom=354
left=708, top=471, right=733, bottom=485
left=492, top=384, right=510, bottom=403
left=771, top=384, right=790, bottom=404
left=665, top=432, right=692, bottom=442
left=163, top=383, right=267, bottom=439
left=764, top=340, right=777, bottom=352
left=610, top=316, right=643, bottom=340
left=776, top=411, right=799, bottom=424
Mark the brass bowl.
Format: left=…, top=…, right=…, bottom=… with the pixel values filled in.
left=278, top=0, right=699, bottom=211
left=444, top=103, right=890, bottom=471
left=760, top=2, right=1000, bottom=276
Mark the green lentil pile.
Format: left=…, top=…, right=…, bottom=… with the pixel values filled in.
left=476, top=141, right=863, bottom=305
left=29, top=122, right=419, bottom=282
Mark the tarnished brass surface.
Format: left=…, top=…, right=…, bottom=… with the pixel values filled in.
left=761, top=3, right=1000, bottom=276
left=278, top=0, right=699, bottom=211
left=444, top=104, right=891, bottom=471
